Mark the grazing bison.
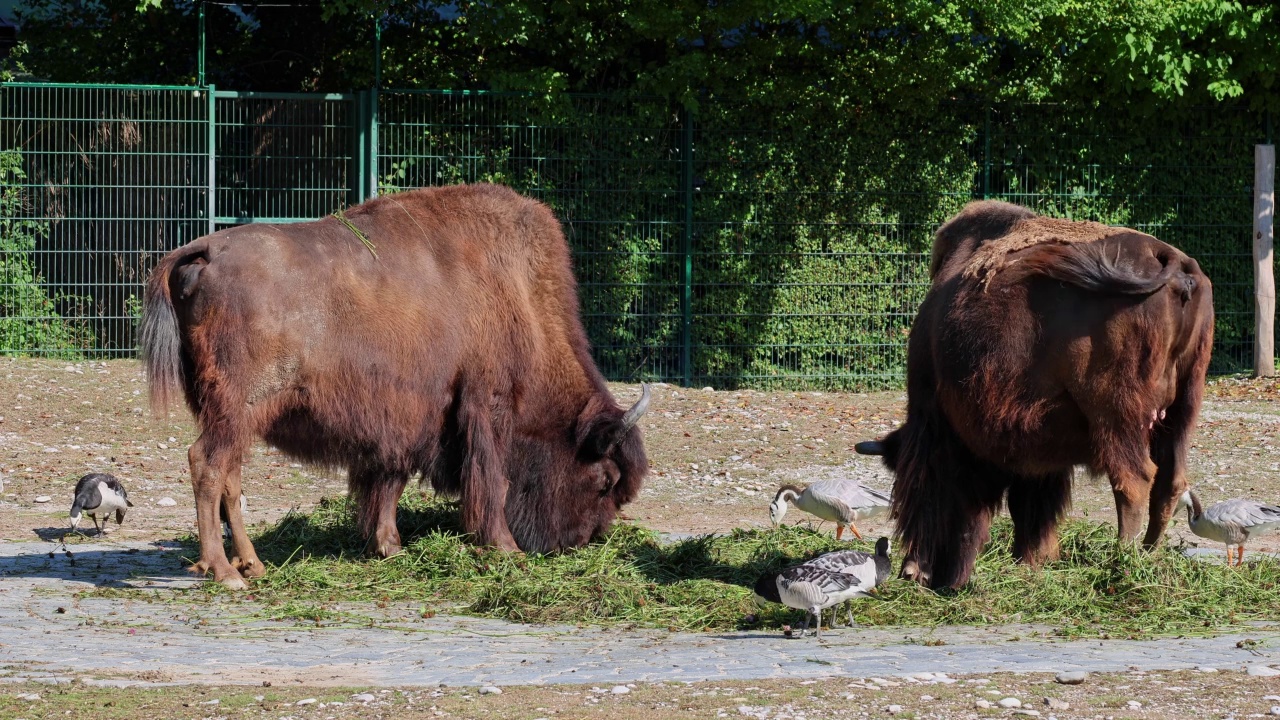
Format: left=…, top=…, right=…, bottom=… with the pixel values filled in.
left=141, top=184, right=650, bottom=588
left=856, top=201, right=1213, bottom=589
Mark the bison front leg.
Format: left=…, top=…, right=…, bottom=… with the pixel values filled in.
left=1007, top=470, right=1071, bottom=566
left=349, top=462, right=410, bottom=557
left=188, top=434, right=251, bottom=589
left=458, top=395, right=520, bottom=552
left=1109, top=457, right=1157, bottom=542
left=221, top=463, right=264, bottom=578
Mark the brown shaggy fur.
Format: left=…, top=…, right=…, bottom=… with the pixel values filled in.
left=140, top=184, right=650, bottom=588
left=862, top=200, right=1214, bottom=590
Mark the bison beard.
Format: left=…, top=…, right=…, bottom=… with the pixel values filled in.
left=858, top=201, right=1214, bottom=590
left=140, top=184, right=650, bottom=589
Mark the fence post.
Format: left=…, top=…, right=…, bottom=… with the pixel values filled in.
left=1255, top=143, right=1276, bottom=377
left=352, top=90, right=368, bottom=206
left=680, top=107, right=694, bottom=387
left=368, top=88, right=379, bottom=198
left=982, top=106, right=991, bottom=200
left=206, top=85, right=216, bottom=235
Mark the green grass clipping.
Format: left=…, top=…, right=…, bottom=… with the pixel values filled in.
left=207, top=494, right=1280, bottom=638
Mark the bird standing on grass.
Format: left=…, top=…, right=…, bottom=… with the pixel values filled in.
left=769, top=479, right=891, bottom=540
left=753, top=536, right=892, bottom=639
left=1179, top=489, right=1280, bottom=566
left=69, top=473, right=133, bottom=534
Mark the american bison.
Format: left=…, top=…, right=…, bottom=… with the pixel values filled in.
left=856, top=201, right=1213, bottom=589
left=141, top=184, right=650, bottom=588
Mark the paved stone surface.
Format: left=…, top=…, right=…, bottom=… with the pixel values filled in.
left=2, top=540, right=1278, bottom=688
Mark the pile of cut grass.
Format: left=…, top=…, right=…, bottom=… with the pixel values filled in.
left=233, top=494, right=1280, bottom=637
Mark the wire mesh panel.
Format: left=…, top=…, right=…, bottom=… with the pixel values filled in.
left=378, top=91, right=685, bottom=382
left=689, top=103, right=979, bottom=390
left=214, top=91, right=356, bottom=224
left=982, top=104, right=1266, bottom=375
left=0, top=83, right=1271, bottom=385
left=1, top=83, right=209, bottom=356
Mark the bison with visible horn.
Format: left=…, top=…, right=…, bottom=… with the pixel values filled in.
left=856, top=200, right=1213, bottom=589
left=141, top=184, right=650, bottom=588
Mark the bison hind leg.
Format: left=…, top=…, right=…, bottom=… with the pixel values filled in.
left=1006, top=469, right=1072, bottom=566
left=348, top=461, right=411, bottom=557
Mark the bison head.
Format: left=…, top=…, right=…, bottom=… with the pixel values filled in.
left=504, top=384, right=651, bottom=553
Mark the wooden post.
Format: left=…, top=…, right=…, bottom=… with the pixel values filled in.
left=1256, top=144, right=1276, bottom=377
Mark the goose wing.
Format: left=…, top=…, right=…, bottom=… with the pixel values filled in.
left=805, top=548, right=873, bottom=573
left=776, top=565, right=860, bottom=610
left=1208, top=499, right=1280, bottom=532
left=805, top=549, right=880, bottom=590
left=803, top=479, right=880, bottom=521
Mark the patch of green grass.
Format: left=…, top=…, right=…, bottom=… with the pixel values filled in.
left=229, top=494, right=1280, bottom=636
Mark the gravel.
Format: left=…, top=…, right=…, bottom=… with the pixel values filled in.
left=1054, top=671, right=1087, bottom=685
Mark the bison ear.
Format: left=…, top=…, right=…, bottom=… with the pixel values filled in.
left=577, top=384, right=651, bottom=460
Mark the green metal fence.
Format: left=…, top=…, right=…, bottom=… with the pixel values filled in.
left=0, top=82, right=1271, bottom=388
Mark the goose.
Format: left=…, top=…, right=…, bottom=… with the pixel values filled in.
left=69, top=473, right=133, bottom=534
left=769, top=479, right=891, bottom=540
left=753, top=536, right=891, bottom=639
left=1179, top=489, right=1280, bottom=566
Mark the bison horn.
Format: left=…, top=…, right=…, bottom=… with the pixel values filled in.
left=621, top=383, right=652, bottom=431
left=854, top=440, right=885, bottom=456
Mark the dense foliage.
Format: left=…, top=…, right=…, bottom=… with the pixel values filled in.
left=8, top=1, right=1277, bottom=112
left=0, top=150, right=90, bottom=356
left=3, top=1, right=1275, bottom=381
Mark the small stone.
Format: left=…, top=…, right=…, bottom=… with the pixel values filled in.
left=1055, top=671, right=1087, bottom=685
left=702, top=387, right=714, bottom=392
left=1126, top=701, right=1142, bottom=709
left=1247, top=665, right=1280, bottom=677
left=1044, top=698, right=1070, bottom=710
left=157, top=497, right=177, bottom=506
left=17, top=693, right=41, bottom=701
left=920, top=695, right=934, bottom=701
left=974, top=699, right=992, bottom=709
left=1196, top=666, right=1218, bottom=673
left=199, top=699, right=220, bottom=705
left=1264, top=696, right=1280, bottom=701
left=295, top=698, right=316, bottom=706
left=1012, top=711, right=1041, bottom=717
left=34, top=495, right=51, bottom=503
left=352, top=693, right=375, bottom=702
left=253, top=696, right=264, bottom=702
left=611, top=686, right=630, bottom=695
left=886, top=705, right=903, bottom=714
left=479, top=686, right=502, bottom=695
left=999, top=697, right=1023, bottom=708
left=1270, top=706, right=1280, bottom=716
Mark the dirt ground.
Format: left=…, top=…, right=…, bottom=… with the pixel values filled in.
left=4, top=669, right=1280, bottom=719
left=1, top=357, right=1279, bottom=556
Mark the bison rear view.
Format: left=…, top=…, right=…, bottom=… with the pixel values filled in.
left=141, top=184, right=650, bottom=589
left=857, top=200, right=1214, bottom=590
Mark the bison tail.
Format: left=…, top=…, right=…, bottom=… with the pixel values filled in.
left=139, top=242, right=205, bottom=415
left=1015, top=237, right=1185, bottom=296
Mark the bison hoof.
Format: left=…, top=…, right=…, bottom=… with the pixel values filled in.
left=231, top=556, right=266, bottom=578
left=376, top=543, right=402, bottom=559
left=219, top=575, right=248, bottom=591
left=900, top=559, right=931, bottom=586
